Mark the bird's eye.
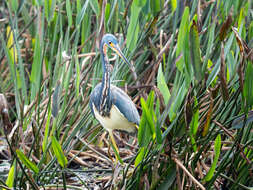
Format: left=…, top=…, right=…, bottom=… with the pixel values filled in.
left=108, top=41, right=112, bottom=45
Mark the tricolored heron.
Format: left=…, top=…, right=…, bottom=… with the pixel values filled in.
left=89, top=34, right=140, bottom=159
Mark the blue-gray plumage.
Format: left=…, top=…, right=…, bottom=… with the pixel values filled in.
left=89, top=34, right=140, bottom=155
left=90, top=83, right=140, bottom=132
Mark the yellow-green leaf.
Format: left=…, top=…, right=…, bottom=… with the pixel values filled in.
left=204, top=134, right=221, bottom=181
left=42, top=109, right=52, bottom=152
left=157, top=64, right=171, bottom=104
left=51, top=136, right=68, bottom=168
left=150, top=0, right=164, bottom=16
left=5, top=160, right=16, bottom=188
left=6, top=26, right=17, bottom=64
left=135, top=147, right=145, bottom=167
left=176, top=7, right=189, bottom=71
left=16, top=150, right=39, bottom=174
left=171, top=0, right=177, bottom=12
left=141, top=98, right=155, bottom=135
left=189, top=20, right=203, bottom=81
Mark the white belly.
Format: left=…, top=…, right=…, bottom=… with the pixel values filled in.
left=92, top=103, right=136, bottom=133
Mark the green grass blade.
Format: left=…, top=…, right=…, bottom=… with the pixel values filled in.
left=51, top=136, right=68, bottom=168
left=6, top=26, right=17, bottom=64
left=105, top=3, right=111, bottom=25
left=16, top=149, right=39, bottom=174
left=206, top=60, right=220, bottom=88
left=204, top=134, right=221, bottom=181
left=76, top=0, right=89, bottom=26
left=30, top=34, right=42, bottom=101
left=189, top=99, right=199, bottom=151
left=190, top=100, right=199, bottom=136
left=42, top=108, right=52, bottom=153
left=138, top=102, right=152, bottom=147
left=189, top=20, right=203, bottom=81
left=157, top=63, right=171, bottom=105
left=66, top=0, right=73, bottom=27
left=126, top=1, right=142, bottom=51
left=171, top=0, right=177, bottom=13
left=9, top=0, right=18, bottom=12
left=203, top=22, right=215, bottom=70
left=5, top=159, right=16, bottom=188
left=75, top=57, right=80, bottom=97
left=176, top=6, right=189, bottom=72
left=141, top=97, right=155, bottom=136
left=150, top=0, right=164, bottom=16
left=155, top=98, right=162, bottom=144
left=135, top=147, right=145, bottom=167
left=243, top=62, right=253, bottom=110
left=89, top=0, right=100, bottom=18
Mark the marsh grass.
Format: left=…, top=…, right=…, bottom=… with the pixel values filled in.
left=0, top=0, right=253, bottom=189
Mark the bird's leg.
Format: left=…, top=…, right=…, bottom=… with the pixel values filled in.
left=108, top=130, right=120, bottom=162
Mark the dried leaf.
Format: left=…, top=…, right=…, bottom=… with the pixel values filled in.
left=232, top=27, right=244, bottom=54
left=52, top=81, right=61, bottom=118
left=0, top=94, right=12, bottom=135
left=232, top=27, right=246, bottom=92
left=232, top=27, right=253, bottom=62
left=219, top=14, right=232, bottom=41
left=202, top=92, right=213, bottom=137
left=219, top=42, right=229, bottom=101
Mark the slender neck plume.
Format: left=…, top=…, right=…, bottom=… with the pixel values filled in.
left=99, top=43, right=111, bottom=115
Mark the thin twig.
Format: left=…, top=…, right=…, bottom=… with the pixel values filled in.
left=68, top=151, right=92, bottom=167
left=173, top=157, right=206, bottom=190
left=77, top=137, right=112, bottom=164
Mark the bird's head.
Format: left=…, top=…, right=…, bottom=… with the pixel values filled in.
left=101, top=34, right=131, bottom=67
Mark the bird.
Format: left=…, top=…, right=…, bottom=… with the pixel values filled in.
left=89, top=34, right=140, bottom=160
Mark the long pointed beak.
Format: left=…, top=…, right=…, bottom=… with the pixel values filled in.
left=114, top=44, right=131, bottom=67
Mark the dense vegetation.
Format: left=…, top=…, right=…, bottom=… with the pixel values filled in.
left=0, top=0, right=253, bottom=189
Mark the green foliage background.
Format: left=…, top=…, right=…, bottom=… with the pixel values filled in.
left=0, top=0, right=252, bottom=189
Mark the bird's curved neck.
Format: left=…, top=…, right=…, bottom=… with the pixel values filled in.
left=99, top=44, right=111, bottom=115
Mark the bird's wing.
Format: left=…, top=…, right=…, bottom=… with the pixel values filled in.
left=89, top=83, right=102, bottom=116
left=111, top=85, right=140, bottom=125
